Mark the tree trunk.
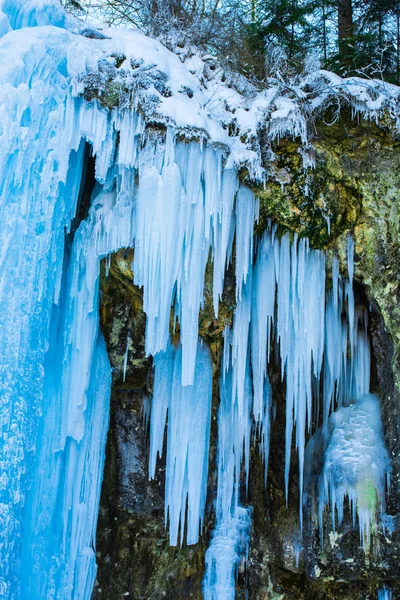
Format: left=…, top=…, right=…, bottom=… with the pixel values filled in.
left=397, top=3, right=400, bottom=83
left=338, top=0, right=353, bottom=58
left=251, top=0, right=256, bottom=22
left=322, top=0, right=327, bottom=62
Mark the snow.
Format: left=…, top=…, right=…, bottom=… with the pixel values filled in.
left=3, top=0, right=400, bottom=179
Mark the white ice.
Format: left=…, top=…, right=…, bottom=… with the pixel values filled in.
left=149, top=340, right=213, bottom=546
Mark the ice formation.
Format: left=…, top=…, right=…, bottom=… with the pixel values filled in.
left=149, top=340, right=213, bottom=546
left=203, top=230, right=391, bottom=597
left=0, top=2, right=256, bottom=594
left=0, top=1, right=394, bottom=599
left=317, top=393, right=391, bottom=547
left=203, top=349, right=252, bottom=600
left=304, top=241, right=390, bottom=549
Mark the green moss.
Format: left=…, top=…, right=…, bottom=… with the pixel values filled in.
left=247, top=113, right=400, bottom=393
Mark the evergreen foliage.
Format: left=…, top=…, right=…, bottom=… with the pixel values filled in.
left=62, top=0, right=400, bottom=83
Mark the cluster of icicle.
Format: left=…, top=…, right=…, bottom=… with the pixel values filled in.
left=149, top=227, right=391, bottom=597
left=0, top=7, right=392, bottom=600
left=0, top=60, right=253, bottom=595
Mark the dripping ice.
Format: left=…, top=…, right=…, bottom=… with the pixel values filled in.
left=203, top=230, right=391, bottom=597
left=0, top=2, right=259, bottom=594
left=0, top=1, right=393, bottom=599
left=149, top=340, right=213, bottom=546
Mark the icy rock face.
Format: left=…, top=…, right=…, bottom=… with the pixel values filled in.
left=0, top=8, right=145, bottom=589
left=202, top=229, right=391, bottom=598
left=0, top=26, right=90, bottom=600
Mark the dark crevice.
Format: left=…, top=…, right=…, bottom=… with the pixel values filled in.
left=69, top=142, right=96, bottom=239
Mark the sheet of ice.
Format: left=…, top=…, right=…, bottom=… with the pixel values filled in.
left=149, top=340, right=213, bottom=546
left=0, top=28, right=89, bottom=598
left=14, top=175, right=141, bottom=598
left=0, top=19, right=135, bottom=597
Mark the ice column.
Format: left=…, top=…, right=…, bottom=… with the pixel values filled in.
left=0, top=27, right=93, bottom=596
left=203, top=191, right=258, bottom=597
left=149, top=340, right=213, bottom=546
left=250, top=231, right=277, bottom=482
left=133, top=138, right=240, bottom=387
left=275, top=234, right=326, bottom=513
left=203, top=328, right=252, bottom=600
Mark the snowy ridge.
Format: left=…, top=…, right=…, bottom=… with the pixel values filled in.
left=75, top=38, right=400, bottom=174
left=3, top=0, right=400, bottom=179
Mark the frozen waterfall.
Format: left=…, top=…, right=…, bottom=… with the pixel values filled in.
left=0, top=1, right=392, bottom=599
